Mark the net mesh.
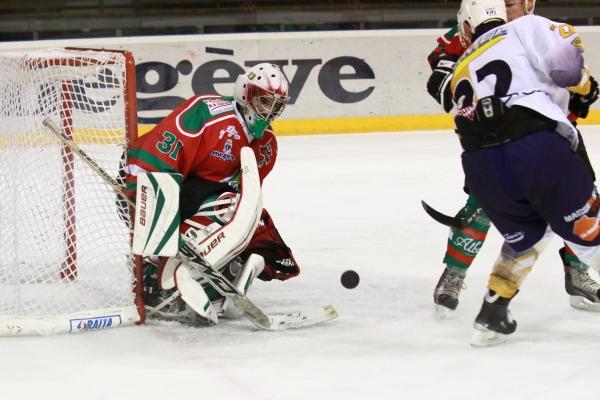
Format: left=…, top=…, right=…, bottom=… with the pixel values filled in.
left=0, top=48, right=137, bottom=320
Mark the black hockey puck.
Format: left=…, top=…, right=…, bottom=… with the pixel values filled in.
left=341, top=270, right=360, bottom=289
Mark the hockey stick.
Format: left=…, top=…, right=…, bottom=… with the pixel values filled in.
left=178, top=242, right=337, bottom=330
left=42, top=118, right=135, bottom=208
left=43, top=118, right=337, bottom=330
left=421, top=200, right=483, bottom=229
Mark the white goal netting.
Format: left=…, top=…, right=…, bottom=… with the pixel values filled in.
left=0, top=48, right=142, bottom=335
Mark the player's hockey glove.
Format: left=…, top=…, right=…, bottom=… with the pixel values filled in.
left=426, top=55, right=457, bottom=113
left=568, top=74, right=599, bottom=119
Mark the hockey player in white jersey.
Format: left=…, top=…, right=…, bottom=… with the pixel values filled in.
left=427, top=0, right=600, bottom=316
left=452, top=0, right=600, bottom=345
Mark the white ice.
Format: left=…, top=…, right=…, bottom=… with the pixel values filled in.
left=4, top=127, right=600, bottom=400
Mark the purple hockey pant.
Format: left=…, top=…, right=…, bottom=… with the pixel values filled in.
left=462, top=130, right=599, bottom=252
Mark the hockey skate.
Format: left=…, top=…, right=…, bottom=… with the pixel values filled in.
left=433, top=267, right=465, bottom=318
left=564, top=265, right=600, bottom=311
left=559, top=248, right=600, bottom=311
left=470, top=290, right=517, bottom=347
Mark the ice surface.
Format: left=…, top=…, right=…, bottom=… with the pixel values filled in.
left=3, top=128, right=600, bottom=399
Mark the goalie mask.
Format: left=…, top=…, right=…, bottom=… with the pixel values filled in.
left=458, top=0, right=507, bottom=46
left=234, top=63, right=290, bottom=140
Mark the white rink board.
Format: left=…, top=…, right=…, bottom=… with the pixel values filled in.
left=1, top=27, right=600, bottom=123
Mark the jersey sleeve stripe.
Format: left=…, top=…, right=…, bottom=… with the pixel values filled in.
left=128, top=148, right=178, bottom=173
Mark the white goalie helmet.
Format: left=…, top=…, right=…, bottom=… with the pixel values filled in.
left=458, top=0, right=507, bottom=45
left=234, top=63, right=290, bottom=139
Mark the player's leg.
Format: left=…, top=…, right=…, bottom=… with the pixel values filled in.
left=145, top=148, right=263, bottom=325
left=471, top=228, right=552, bottom=346
left=156, top=188, right=256, bottom=325
left=461, top=135, right=559, bottom=344
left=521, top=133, right=600, bottom=310
left=435, top=194, right=491, bottom=312
left=557, top=130, right=600, bottom=310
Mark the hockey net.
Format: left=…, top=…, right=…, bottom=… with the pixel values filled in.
left=0, top=48, right=143, bottom=335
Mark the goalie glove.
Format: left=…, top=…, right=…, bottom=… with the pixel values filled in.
left=241, top=209, right=300, bottom=281
left=569, top=74, right=599, bottom=119
left=426, top=55, right=457, bottom=113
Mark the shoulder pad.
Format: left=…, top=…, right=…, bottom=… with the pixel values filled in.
left=179, top=96, right=235, bottom=133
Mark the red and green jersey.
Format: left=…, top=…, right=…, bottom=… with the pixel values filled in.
left=427, top=25, right=466, bottom=70
left=126, top=94, right=277, bottom=199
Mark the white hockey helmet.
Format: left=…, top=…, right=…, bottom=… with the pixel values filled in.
left=458, top=0, right=507, bottom=45
left=234, top=63, right=290, bottom=139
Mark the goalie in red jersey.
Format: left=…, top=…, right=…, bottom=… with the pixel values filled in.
left=122, top=63, right=300, bottom=325
left=425, top=0, right=600, bottom=317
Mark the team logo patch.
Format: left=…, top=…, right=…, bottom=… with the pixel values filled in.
left=204, top=99, right=234, bottom=115
left=573, top=217, right=600, bottom=242
left=257, top=140, right=273, bottom=167
left=503, top=231, right=525, bottom=244
left=569, top=190, right=600, bottom=241
left=219, top=125, right=240, bottom=140
left=69, top=314, right=122, bottom=333
left=211, top=139, right=236, bottom=161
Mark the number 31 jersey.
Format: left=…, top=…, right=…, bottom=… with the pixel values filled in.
left=451, top=15, right=585, bottom=149
left=125, top=95, right=277, bottom=199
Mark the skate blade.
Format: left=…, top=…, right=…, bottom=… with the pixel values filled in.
left=470, top=323, right=509, bottom=347
left=569, top=295, right=600, bottom=312
left=433, top=304, right=456, bottom=320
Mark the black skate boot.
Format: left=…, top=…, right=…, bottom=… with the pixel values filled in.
left=471, top=289, right=517, bottom=347
left=560, top=248, right=600, bottom=311
left=433, top=267, right=465, bottom=314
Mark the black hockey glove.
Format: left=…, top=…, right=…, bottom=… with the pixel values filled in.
left=426, top=55, right=457, bottom=113
left=569, top=75, right=599, bottom=119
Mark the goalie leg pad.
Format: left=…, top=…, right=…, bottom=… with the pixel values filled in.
left=132, top=172, right=182, bottom=257
left=220, top=254, right=265, bottom=318
left=174, top=264, right=218, bottom=325
left=182, top=147, right=263, bottom=271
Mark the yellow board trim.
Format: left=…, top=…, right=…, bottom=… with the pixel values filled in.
left=138, top=110, right=600, bottom=137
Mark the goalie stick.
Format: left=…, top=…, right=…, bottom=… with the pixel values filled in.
left=43, top=118, right=337, bottom=331
left=179, top=242, right=337, bottom=330
left=421, top=200, right=483, bottom=229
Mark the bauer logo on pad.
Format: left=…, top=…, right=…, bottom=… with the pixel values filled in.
left=133, top=172, right=182, bottom=257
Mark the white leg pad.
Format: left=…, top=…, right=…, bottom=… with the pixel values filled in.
left=174, top=264, right=218, bottom=324
left=183, top=147, right=263, bottom=272
left=160, top=257, right=180, bottom=290
left=221, top=254, right=265, bottom=318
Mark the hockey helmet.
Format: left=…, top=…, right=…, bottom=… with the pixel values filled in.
left=234, top=63, right=290, bottom=139
left=458, top=0, right=507, bottom=45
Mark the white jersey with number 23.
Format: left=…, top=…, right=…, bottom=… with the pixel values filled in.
left=451, top=14, right=585, bottom=150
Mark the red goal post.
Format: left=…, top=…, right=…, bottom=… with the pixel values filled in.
left=0, top=47, right=144, bottom=335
